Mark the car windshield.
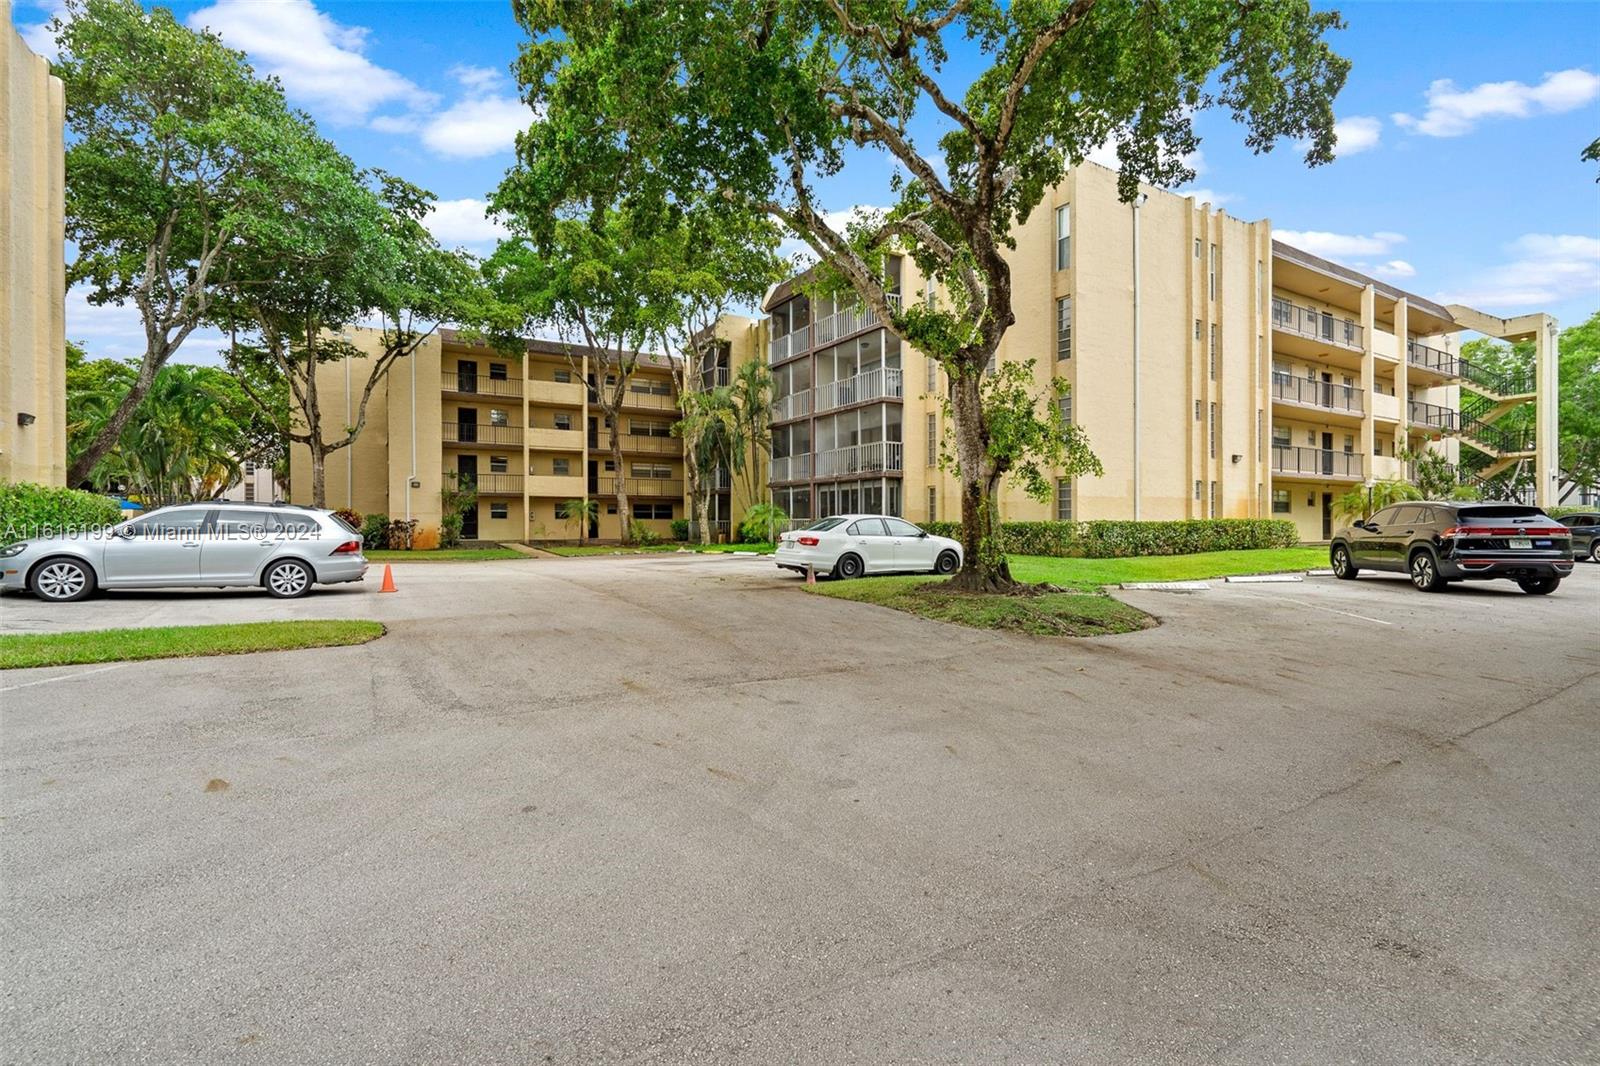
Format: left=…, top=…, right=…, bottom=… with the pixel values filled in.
left=1456, top=505, right=1545, bottom=521
left=805, top=518, right=848, bottom=532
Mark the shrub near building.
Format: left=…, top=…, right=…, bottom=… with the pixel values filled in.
left=0, top=483, right=123, bottom=541
left=920, top=519, right=1301, bottom=559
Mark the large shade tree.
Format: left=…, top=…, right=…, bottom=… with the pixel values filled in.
left=508, top=0, right=1350, bottom=589
left=50, top=0, right=331, bottom=487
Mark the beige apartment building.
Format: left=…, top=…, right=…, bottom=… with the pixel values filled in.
left=1, top=3, right=66, bottom=486
left=740, top=162, right=1557, bottom=542
left=290, top=327, right=706, bottom=544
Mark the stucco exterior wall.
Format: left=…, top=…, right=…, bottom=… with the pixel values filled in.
left=0, top=4, right=66, bottom=486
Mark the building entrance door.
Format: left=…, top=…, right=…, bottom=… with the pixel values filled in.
left=1322, top=493, right=1334, bottom=540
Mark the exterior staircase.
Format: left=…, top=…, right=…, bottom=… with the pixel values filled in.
left=1450, top=358, right=1537, bottom=480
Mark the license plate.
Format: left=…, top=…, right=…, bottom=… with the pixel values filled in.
left=1509, top=537, right=1532, bottom=549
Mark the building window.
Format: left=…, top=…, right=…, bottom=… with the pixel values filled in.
left=1194, top=480, right=1202, bottom=501
left=1055, top=204, right=1070, bottom=269
left=1194, top=238, right=1201, bottom=259
left=243, top=482, right=255, bottom=502
left=629, top=419, right=672, bottom=437
left=1273, top=426, right=1291, bottom=449
left=1057, top=392, right=1073, bottom=425
left=489, top=408, right=508, bottom=427
left=926, top=413, right=937, bottom=466
left=1209, top=324, right=1217, bottom=379
left=1056, top=478, right=1073, bottom=520
left=554, top=413, right=571, bottom=431
left=1343, top=434, right=1355, bottom=454
left=1257, top=412, right=1264, bottom=461
left=1209, top=244, right=1217, bottom=299
left=1273, top=489, right=1290, bottom=514
left=554, top=501, right=571, bottom=519
left=635, top=502, right=673, bottom=520
left=1209, top=403, right=1217, bottom=457
left=927, top=486, right=937, bottom=522
left=490, top=456, right=508, bottom=473
left=1055, top=297, right=1072, bottom=360
left=552, top=458, right=570, bottom=476
left=489, top=363, right=508, bottom=381
left=632, top=463, right=672, bottom=479
left=1194, top=318, right=1201, bottom=341
left=553, top=369, right=571, bottom=383
left=1195, top=400, right=1202, bottom=421
left=926, top=357, right=938, bottom=392
left=1374, top=439, right=1384, bottom=456
left=490, top=502, right=508, bottom=519
left=604, top=460, right=616, bottom=471
left=1209, top=480, right=1218, bottom=518
left=243, top=461, right=256, bottom=475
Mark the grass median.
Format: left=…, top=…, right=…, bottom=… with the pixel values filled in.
left=365, top=548, right=528, bottom=562
left=804, top=547, right=1328, bottom=637
left=0, top=620, right=386, bottom=670
left=544, top=542, right=774, bottom=557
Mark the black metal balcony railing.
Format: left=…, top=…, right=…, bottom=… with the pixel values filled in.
left=1407, top=399, right=1458, bottom=432
left=442, top=422, right=523, bottom=445
left=1458, top=357, right=1534, bottom=398
left=1460, top=416, right=1535, bottom=455
left=443, top=372, right=522, bottom=398
left=1271, top=374, right=1363, bottom=415
left=1406, top=340, right=1458, bottom=378
left=1271, top=446, right=1363, bottom=479
left=1271, top=298, right=1363, bottom=350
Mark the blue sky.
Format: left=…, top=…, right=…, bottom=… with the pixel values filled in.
left=13, top=0, right=1600, bottom=363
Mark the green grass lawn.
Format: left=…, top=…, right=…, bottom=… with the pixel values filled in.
left=0, top=620, right=386, bottom=670
left=365, top=548, right=528, bottom=561
left=544, top=542, right=774, bottom=557
left=809, top=576, right=1153, bottom=637
left=1008, top=547, right=1327, bottom=588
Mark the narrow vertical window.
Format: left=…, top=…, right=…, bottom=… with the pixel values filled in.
left=926, top=357, right=937, bottom=392
left=1210, top=480, right=1219, bottom=518
left=1056, top=478, right=1073, bottom=521
left=1209, top=403, right=1217, bottom=458
left=1194, top=318, right=1201, bottom=341
left=926, top=413, right=937, bottom=466
left=1057, top=392, right=1073, bottom=425
left=1194, top=480, right=1202, bottom=501
left=1209, top=244, right=1218, bottom=300
left=1194, top=400, right=1201, bottom=421
left=1056, top=297, right=1072, bottom=360
left=928, top=486, right=937, bottom=522
left=1055, top=204, right=1070, bottom=270
left=1209, top=324, right=1218, bottom=380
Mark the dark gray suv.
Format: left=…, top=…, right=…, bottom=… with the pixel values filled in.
left=1556, top=512, right=1600, bottom=562
left=1330, top=502, right=1574, bottom=594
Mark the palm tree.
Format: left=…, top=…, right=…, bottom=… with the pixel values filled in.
left=726, top=360, right=774, bottom=524
left=562, top=497, right=598, bottom=545
left=675, top=388, right=739, bottom=544
left=1334, top=479, right=1422, bottom=522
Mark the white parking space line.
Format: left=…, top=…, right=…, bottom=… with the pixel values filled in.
left=1, top=663, right=130, bottom=693
left=1233, top=590, right=1394, bottom=626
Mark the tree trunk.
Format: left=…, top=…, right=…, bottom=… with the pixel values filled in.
left=309, top=438, right=327, bottom=508
left=609, top=421, right=630, bottom=544
left=696, top=480, right=712, bottom=545
left=947, top=369, right=1015, bottom=593
left=67, top=358, right=161, bottom=487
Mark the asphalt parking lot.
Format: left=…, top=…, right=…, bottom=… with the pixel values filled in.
left=2, top=555, right=1598, bottom=1063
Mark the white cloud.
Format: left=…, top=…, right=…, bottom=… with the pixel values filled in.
left=1333, top=116, right=1382, bottom=156
left=1174, top=187, right=1235, bottom=207
left=186, top=0, right=435, bottom=126
left=66, top=286, right=230, bottom=366
left=424, top=198, right=510, bottom=246
left=18, top=1, right=66, bottom=59
left=1444, top=234, right=1600, bottom=311
left=1373, top=260, right=1416, bottom=279
left=1392, top=68, right=1600, bottom=138
left=1275, top=229, right=1407, bottom=259
left=418, top=65, right=532, bottom=158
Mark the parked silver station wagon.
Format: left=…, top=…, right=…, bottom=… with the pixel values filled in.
left=0, top=502, right=368, bottom=603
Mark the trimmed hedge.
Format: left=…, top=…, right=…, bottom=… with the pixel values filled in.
left=0, top=482, right=123, bottom=541
left=920, top=518, right=1300, bottom=559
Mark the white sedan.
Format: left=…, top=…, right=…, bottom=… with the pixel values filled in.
left=775, top=514, right=963, bottom=579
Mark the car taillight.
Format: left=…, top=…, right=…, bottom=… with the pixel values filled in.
left=798, top=535, right=820, bottom=546
left=330, top=539, right=362, bottom=554
left=1443, top=525, right=1568, bottom=538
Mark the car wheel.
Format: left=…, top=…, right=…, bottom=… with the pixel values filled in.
left=1330, top=544, right=1359, bottom=579
left=1590, top=541, right=1600, bottom=563
left=1409, top=550, right=1445, bottom=592
left=834, top=553, right=863, bottom=580
left=934, top=550, right=959, bottom=575
left=1517, top=575, right=1560, bottom=595
left=29, top=557, right=95, bottom=603
left=264, top=559, right=314, bottom=598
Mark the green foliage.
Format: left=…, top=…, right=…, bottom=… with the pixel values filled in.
left=739, top=502, right=788, bottom=545
left=360, top=512, right=390, bottom=550
left=1333, top=480, right=1422, bottom=521
left=332, top=508, right=362, bottom=530
left=560, top=497, right=598, bottom=544
left=942, top=361, right=1104, bottom=503
left=919, top=519, right=1300, bottom=558
left=0, top=482, right=123, bottom=540
left=628, top=520, right=662, bottom=546
left=670, top=518, right=690, bottom=542
left=439, top=474, right=479, bottom=549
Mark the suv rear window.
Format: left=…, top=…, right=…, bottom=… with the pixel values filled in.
left=1455, top=505, right=1544, bottom=520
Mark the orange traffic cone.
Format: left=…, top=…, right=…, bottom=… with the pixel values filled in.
left=378, top=564, right=397, bottom=593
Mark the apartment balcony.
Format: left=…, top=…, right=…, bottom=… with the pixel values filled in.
left=815, top=367, right=903, bottom=413
left=769, top=324, right=811, bottom=363
left=442, top=422, right=523, bottom=446
left=1270, top=374, right=1363, bottom=422
left=619, top=434, right=679, bottom=455
left=527, top=474, right=585, bottom=497
left=769, top=454, right=813, bottom=483
left=1271, top=298, right=1364, bottom=351
left=619, top=390, right=678, bottom=413
left=610, top=476, right=683, bottom=498
left=527, top=379, right=585, bottom=406
left=815, top=440, right=904, bottom=478
left=442, top=372, right=523, bottom=399
left=450, top=472, right=524, bottom=495
left=1270, top=446, right=1364, bottom=482
left=528, top=427, right=585, bottom=451
left=700, top=366, right=730, bottom=388
left=812, top=292, right=901, bottom=347
left=771, top=390, right=813, bottom=422
left=1405, top=340, right=1458, bottom=380
left=1408, top=398, right=1459, bottom=433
